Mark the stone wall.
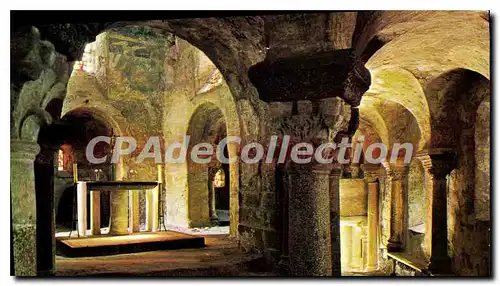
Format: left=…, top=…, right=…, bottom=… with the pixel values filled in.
left=446, top=73, right=490, bottom=276
left=340, top=179, right=367, bottom=217
left=62, top=28, right=172, bottom=229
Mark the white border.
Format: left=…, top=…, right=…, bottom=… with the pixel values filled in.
left=1, top=2, right=497, bottom=285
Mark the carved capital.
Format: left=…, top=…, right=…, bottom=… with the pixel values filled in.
left=415, top=154, right=433, bottom=171
left=11, top=140, right=40, bottom=161
left=362, top=164, right=380, bottom=183
left=329, top=166, right=343, bottom=178
left=388, top=164, right=408, bottom=181
left=428, top=152, right=458, bottom=179
left=277, top=99, right=347, bottom=144
left=278, top=111, right=327, bottom=142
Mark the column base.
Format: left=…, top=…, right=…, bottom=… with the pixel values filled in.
left=365, top=265, right=378, bottom=272
left=209, top=216, right=219, bottom=226
left=278, top=255, right=289, bottom=275
left=428, top=257, right=452, bottom=274
left=12, top=223, right=37, bottom=276
left=387, top=241, right=403, bottom=252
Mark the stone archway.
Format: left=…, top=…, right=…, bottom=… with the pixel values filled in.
left=421, top=68, right=490, bottom=275
left=186, top=103, right=229, bottom=229
left=33, top=105, right=115, bottom=274
left=52, top=108, right=116, bottom=233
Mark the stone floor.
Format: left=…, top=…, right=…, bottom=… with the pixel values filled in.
left=56, top=234, right=270, bottom=276
left=55, top=227, right=390, bottom=277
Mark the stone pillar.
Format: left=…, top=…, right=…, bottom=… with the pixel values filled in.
left=77, top=182, right=88, bottom=237
left=208, top=167, right=218, bottom=224
left=110, top=158, right=128, bottom=235
left=387, top=164, right=408, bottom=252
left=329, top=166, right=342, bottom=276
left=209, top=184, right=218, bottom=224
left=34, top=146, right=57, bottom=276
left=11, top=140, right=40, bottom=276
left=422, top=151, right=456, bottom=273
left=90, top=191, right=101, bottom=235
left=277, top=165, right=290, bottom=275
left=351, top=224, right=363, bottom=271
left=129, top=190, right=140, bottom=233
left=109, top=191, right=128, bottom=235
left=380, top=164, right=392, bottom=252
left=341, top=225, right=353, bottom=272
left=146, top=187, right=159, bottom=232
left=363, top=164, right=380, bottom=271
left=287, top=162, right=332, bottom=276
left=246, top=16, right=371, bottom=276
left=145, top=189, right=153, bottom=232
left=151, top=186, right=159, bottom=232
left=417, top=154, right=433, bottom=263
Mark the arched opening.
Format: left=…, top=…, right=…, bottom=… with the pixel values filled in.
left=51, top=108, right=114, bottom=234
left=425, top=68, right=490, bottom=275
left=186, top=103, right=230, bottom=232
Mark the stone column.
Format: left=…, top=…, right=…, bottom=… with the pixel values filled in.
left=417, top=154, right=433, bottom=262
left=380, top=164, right=392, bottom=252
left=128, top=190, right=140, bottom=233
left=151, top=186, right=159, bottom=232
left=341, top=225, right=353, bottom=272
left=287, top=162, right=332, bottom=276
left=363, top=164, right=380, bottom=271
left=329, top=166, right=342, bottom=276
left=277, top=165, right=290, bottom=275
left=208, top=167, right=218, bottom=224
left=110, top=159, right=128, bottom=235
left=351, top=224, right=363, bottom=271
left=34, top=146, right=57, bottom=276
left=77, top=182, right=88, bottom=237
left=209, top=185, right=218, bottom=224
left=423, top=151, right=456, bottom=273
left=145, top=189, right=153, bottom=231
left=109, top=191, right=128, bottom=235
left=387, top=164, right=408, bottom=252
left=145, top=188, right=159, bottom=232
left=90, top=191, right=101, bottom=235
left=11, top=140, right=40, bottom=276
left=246, top=16, right=371, bottom=277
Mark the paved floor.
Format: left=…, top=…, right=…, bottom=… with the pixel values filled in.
left=56, top=235, right=266, bottom=276
left=55, top=228, right=390, bottom=277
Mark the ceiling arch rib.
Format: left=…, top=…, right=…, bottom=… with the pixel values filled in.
left=358, top=96, right=390, bottom=147
left=365, top=16, right=489, bottom=82
left=363, top=66, right=430, bottom=151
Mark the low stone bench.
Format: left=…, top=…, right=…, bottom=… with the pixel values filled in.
left=387, top=252, right=430, bottom=276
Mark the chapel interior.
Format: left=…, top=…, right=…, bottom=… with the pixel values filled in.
left=10, top=11, right=491, bottom=277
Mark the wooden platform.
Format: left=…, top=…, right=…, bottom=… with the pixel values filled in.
left=56, top=231, right=205, bottom=257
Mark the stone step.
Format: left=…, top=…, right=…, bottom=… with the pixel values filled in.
left=56, top=231, right=204, bottom=257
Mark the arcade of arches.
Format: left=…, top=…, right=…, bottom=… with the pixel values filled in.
left=10, top=11, right=490, bottom=276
